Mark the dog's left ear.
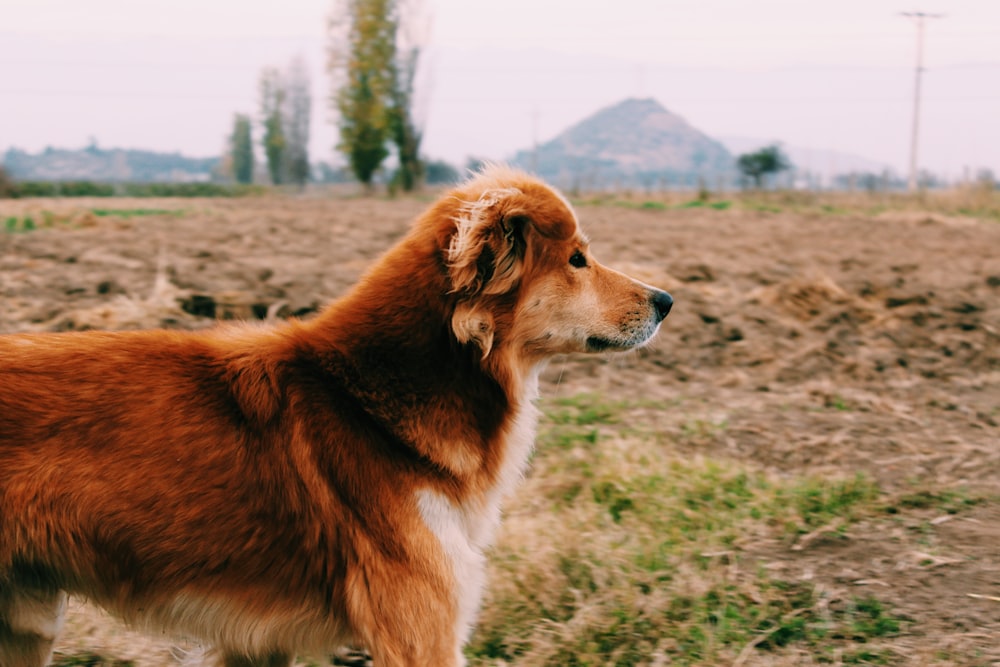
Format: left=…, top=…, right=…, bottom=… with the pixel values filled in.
left=447, top=188, right=529, bottom=296
left=452, top=301, right=495, bottom=358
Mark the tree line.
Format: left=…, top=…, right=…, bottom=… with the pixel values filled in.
left=225, top=0, right=425, bottom=192
left=226, top=57, right=312, bottom=189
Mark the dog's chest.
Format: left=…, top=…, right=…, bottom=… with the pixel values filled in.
left=419, top=395, right=539, bottom=550
left=415, top=393, right=540, bottom=640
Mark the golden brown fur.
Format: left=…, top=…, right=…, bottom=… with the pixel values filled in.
left=0, top=166, right=671, bottom=666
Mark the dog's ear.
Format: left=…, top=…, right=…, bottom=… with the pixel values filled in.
left=451, top=301, right=495, bottom=358
left=447, top=187, right=529, bottom=296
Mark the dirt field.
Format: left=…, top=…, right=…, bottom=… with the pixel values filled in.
left=1, top=192, right=998, bottom=665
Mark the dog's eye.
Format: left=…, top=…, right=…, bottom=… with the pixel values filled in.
left=569, top=250, right=588, bottom=268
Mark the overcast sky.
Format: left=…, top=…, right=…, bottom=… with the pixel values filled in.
left=2, top=0, right=998, bottom=177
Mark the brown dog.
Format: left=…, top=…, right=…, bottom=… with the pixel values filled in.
left=0, top=166, right=671, bottom=667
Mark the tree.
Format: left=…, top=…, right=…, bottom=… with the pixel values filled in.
left=329, top=0, right=396, bottom=189
left=285, top=57, right=313, bottom=188
left=386, top=51, right=421, bottom=192
left=736, top=144, right=790, bottom=189
left=424, top=159, right=459, bottom=185
left=976, top=168, right=997, bottom=189
left=229, top=114, right=254, bottom=184
left=329, top=0, right=427, bottom=192
left=256, top=59, right=313, bottom=188
left=260, top=68, right=287, bottom=185
left=386, top=0, right=426, bottom=192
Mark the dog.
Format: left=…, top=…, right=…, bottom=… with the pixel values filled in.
left=0, top=165, right=672, bottom=667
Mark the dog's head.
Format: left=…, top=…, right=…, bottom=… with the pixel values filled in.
left=443, top=165, right=672, bottom=362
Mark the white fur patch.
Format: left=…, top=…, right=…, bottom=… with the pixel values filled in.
left=415, top=489, right=486, bottom=659
left=415, top=371, right=541, bottom=653
left=6, top=589, right=67, bottom=640
left=115, top=591, right=346, bottom=660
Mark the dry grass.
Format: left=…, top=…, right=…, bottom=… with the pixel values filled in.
left=575, top=184, right=1000, bottom=223
left=467, top=395, right=907, bottom=666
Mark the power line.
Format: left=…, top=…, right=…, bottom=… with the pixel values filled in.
left=7, top=88, right=1000, bottom=104
left=901, top=11, right=944, bottom=192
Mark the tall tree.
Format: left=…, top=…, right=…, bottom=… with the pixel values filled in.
left=229, top=113, right=254, bottom=184
left=259, top=67, right=287, bottom=185
left=386, top=0, right=426, bottom=192
left=329, top=0, right=396, bottom=189
left=285, top=57, right=313, bottom=188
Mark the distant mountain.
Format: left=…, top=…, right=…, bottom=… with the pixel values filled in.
left=3, top=145, right=219, bottom=182
left=511, top=98, right=733, bottom=189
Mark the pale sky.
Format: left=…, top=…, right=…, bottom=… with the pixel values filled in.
left=2, top=0, right=999, bottom=177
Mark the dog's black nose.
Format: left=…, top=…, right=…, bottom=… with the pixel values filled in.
left=652, top=290, right=673, bottom=322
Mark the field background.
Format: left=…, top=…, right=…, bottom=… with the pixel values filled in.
left=1, top=189, right=998, bottom=666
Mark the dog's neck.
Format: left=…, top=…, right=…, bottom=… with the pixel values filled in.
left=306, top=238, right=534, bottom=484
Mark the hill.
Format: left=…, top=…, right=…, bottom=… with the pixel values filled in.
left=3, top=145, right=219, bottom=182
left=511, top=98, right=733, bottom=190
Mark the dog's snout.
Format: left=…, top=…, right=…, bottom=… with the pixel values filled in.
left=651, top=290, right=673, bottom=322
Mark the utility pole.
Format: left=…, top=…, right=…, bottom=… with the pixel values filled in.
left=530, top=106, right=540, bottom=173
left=901, top=11, right=943, bottom=192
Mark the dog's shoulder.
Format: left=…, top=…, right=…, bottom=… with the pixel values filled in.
left=204, top=323, right=304, bottom=429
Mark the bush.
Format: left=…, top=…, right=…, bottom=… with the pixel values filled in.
left=0, top=180, right=265, bottom=198
left=425, top=159, right=461, bottom=186
left=0, top=166, right=14, bottom=198
left=120, top=182, right=264, bottom=197
left=59, top=181, right=115, bottom=197
left=9, top=181, right=58, bottom=197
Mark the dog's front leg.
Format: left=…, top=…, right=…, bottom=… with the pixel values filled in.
left=0, top=583, right=67, bottom=667
left=345, top=558, right=467, bottom=667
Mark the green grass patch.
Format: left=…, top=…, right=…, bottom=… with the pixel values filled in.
left=885, top=488, right=982, bottom=515
left=468, top=395, right=906, bottom=665
left=604, top=198, right=669, bottom=211
left=535, top=394, right=625, bottom=454
left=572, top=188, right=1000, bottom=223
left=2, top=180, right=265, bottom=199
left=3, top=207, right=182, bottom=232
left=89, top=207, right=182, bottom=218
left=51, top=652, right=134, bottom=666
left=778, top=474, right=880, bottom=533
left=546, top=394, right=622, bottom=427
left=749, top=203, right=784, bottom=214
left=4, top=215, right=37, bottom=232
left=678, top=199, right=732, bottom=211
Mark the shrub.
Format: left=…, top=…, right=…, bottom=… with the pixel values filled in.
left=13, top=181, right=58, bottom=197
left=59, top=181, right=115, bottom=197
left=120, top=182, right=264, bottom=197
left=0, top=166, right=15, bottom=198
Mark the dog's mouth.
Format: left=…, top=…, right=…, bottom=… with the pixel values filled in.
left=585, top=336, right=615, bottom=352
left=585, top=336, right=636, bottom=353
left=586, top=320, right=665, bottom=353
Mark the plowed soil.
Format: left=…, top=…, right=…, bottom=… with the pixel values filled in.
left=1, top=194, right=998, bottom=665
